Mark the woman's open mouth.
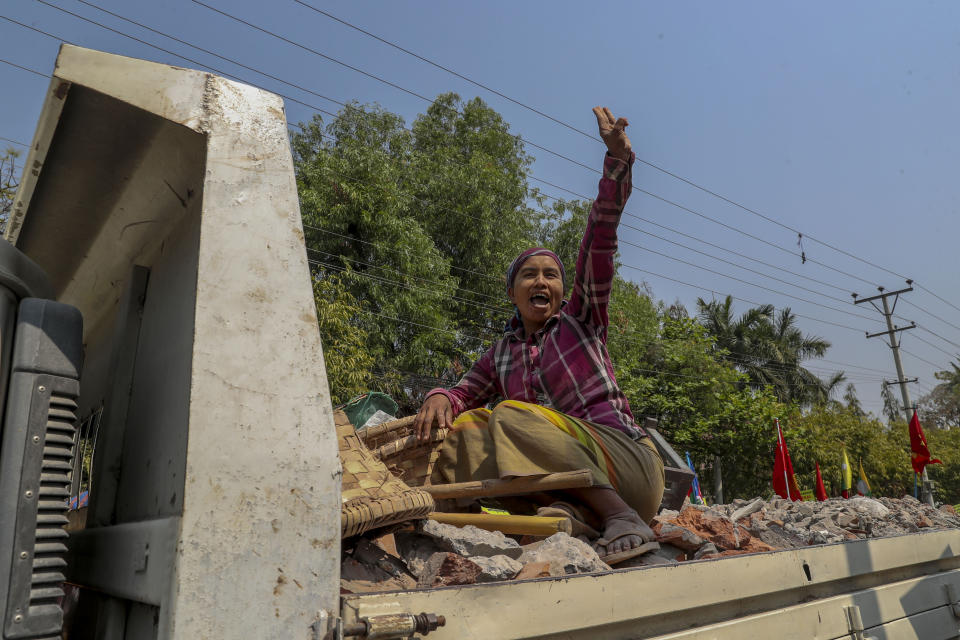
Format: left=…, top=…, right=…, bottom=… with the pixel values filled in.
left=529, top=293, right=551, bottom=310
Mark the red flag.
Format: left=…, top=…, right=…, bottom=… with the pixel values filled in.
left=772, top=419, right=803, bottom=501
left=909, top=410, right=941, bottom=474
left=814, top=462, right=828, bottom=501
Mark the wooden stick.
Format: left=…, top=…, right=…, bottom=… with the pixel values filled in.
left=373, top=428, right=449, bottom=459
left=423, top=469, right=594, bottom=500
left=357, top=415, right=416, bottom=441
left=427, top=512, right=572, bottom=537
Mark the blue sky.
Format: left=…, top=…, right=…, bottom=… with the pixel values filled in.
left=2, top=1, right=958, bottom=417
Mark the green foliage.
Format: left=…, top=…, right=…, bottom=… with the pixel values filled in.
left=925, top=427, right=960, bottom=504
left=313, top=273, right=375, bottom=406
left=696, top=296, right=842, bottom=406
left=294, top=96, right=942, bottom=505
left=294, top=95, right=548, bottom=412
left=1, top=148, right=20, bottom=231
left=919, top=360, right=960, bottom=429
left=605, top=280, right=788, bottom=498
left=787, top=409, right=913, bottom=499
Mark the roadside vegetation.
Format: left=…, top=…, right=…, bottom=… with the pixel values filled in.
left=292, top=96, right=960, bottom=505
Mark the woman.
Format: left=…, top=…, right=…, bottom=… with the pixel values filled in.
left=414, top=107, right=664, bottom=561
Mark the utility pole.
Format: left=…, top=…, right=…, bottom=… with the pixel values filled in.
left=853, top=281, right=933, bottom=505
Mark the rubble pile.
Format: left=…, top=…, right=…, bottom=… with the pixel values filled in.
left=341, top=496, right=960, bottom=592
left=654, top=495, right=960, bottom=561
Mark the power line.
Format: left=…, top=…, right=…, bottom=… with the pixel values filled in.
left=70, top=0, right=348, bottom=111
left=0, top=56, right=48, bottom=78
left=916, top=283, right=960, bottom=315
left=19, top=4, right=959, bottom=332
left=532, top=172, right=879, bottom=290
left=349, top=306, right=852, bottom=391
left=191, top=0, right=601, bottom=175
left=0, top=136, right=29, bottom=148
left=309, top=223, right=896, bottom=380
left=0, top=53, right=908, bottom=343
left=191, top=0, right=956, bottom=308
left=307, top=247, right=510, bottom=308
left=532, top=176, right=852, bottom=295
left=909, top=332, right=959, bottom=361
left=622, top=241, right=881, bottom=325
left=291, top=1, right=942, bottom=298
left=291, top=0, right=601, bottom=143
left=7, top=8, right=938, bottom=388
left=309, top=258, right=510, bottom=317
left=903, top=298, right=960, bottom=334
left=305, top=224, right=502, bottom=283
left=617, top=224, right=875, bottom=313
left=14, top=5, right=343, bottom=121
left=28, top=1, right=940, bottom=326
left=899, top=347, right=946, bottom=370
left=291, top=156, right=884, bottom=326
left=312, top=255, right=868, bottom=387
left=305, top=165, right=883, bottom=324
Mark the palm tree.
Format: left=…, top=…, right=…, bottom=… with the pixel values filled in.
left=696, top=296, right=844, bottom=406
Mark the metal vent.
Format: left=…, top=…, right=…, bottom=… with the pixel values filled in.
left=0, top=299, right=83, bottom=640
left=30, top=395, right=77, bottom=614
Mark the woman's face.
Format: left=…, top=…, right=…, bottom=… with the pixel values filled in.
left=507, top=255, right=564, bottom=333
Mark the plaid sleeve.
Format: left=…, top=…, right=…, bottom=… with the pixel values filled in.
left=425, top=346, right=498, bottom=416
left=566, top=152, right=634, bottom=326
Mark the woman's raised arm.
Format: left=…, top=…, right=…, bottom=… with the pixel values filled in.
left=566, top=107, right=635, bottom=327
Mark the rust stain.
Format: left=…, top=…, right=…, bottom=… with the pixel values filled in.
left=273, top=573, right=288, bottom=596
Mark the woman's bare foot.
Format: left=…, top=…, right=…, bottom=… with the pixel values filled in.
left=595, top=509, right=655, bottom=556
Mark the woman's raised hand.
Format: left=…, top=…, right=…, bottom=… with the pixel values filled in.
left=414, top=394, right=453, bottom=442
left=592, top=106, right=632, bottom=161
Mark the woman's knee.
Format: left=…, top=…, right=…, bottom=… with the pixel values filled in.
left=450, top=407, right=492, bottom=431
left=489, top=400, right=542, bottom=432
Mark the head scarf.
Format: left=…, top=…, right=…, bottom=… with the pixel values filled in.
left=504, top=248, right=566, bottom=333
left=505, top=248, right=566, bottom=294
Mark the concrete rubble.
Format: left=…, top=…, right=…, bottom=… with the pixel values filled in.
left=342, top=496, right=960, bottom=591
left=653, top=495, right=960, bottom=559
left=518, top=533, right=610, bottom=575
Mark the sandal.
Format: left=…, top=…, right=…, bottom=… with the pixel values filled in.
left=536, top=501, right=600, bottom=539
left=592, top=511, right=660, bottom=566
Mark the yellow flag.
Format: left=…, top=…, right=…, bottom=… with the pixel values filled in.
left=841, top=448, right=853, bottom=493
left=857, top=459, right=872, bottom=496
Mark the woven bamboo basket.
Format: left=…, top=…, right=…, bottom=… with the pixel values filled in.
left=338, top=410, right=435, bottom=538
left=357, top=415, right=449, bottom=488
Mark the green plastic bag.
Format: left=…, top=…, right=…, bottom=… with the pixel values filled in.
left=341, top=392, right=398, bottom=428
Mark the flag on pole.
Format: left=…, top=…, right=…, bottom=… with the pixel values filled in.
left=840, top=448, right=853, bottom=499
left=814, top=462, right=828, bottom=501
left=685, top=451, right=706, bottom=505
left=772, top=419, right=803, bottom=501
left=908, top=410, right=941, bottom=474
left=857, top=458, right=872, bottom=496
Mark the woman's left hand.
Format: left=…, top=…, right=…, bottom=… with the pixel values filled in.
left=414, top=394, right=453, bottom=442
left=592, top=106, right=632, bottom=161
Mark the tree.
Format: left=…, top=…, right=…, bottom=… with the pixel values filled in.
left=0, top=148, right=21, bottom=232
left=313, top=273, right=375, bottom=406
left=788, top=407, right=913, bottom=499
left=605, top=282, right=788, bottom=498
left=881, top=382, right=902, bottom=424
left=696, top=296, right=842, bottom=406
left=292, top=95, right=545, bottom=411
left=919, top=360, right=960, bottom=429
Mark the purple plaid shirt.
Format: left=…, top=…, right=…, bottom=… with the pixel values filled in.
left=427, top=152, right=643, bottom=439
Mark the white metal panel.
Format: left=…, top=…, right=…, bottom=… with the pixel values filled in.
left=14, top=45, right=340, bottom=639
left=653, top=569, right=960, bottom=640
left=343, top=530, right=960, bottom=639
